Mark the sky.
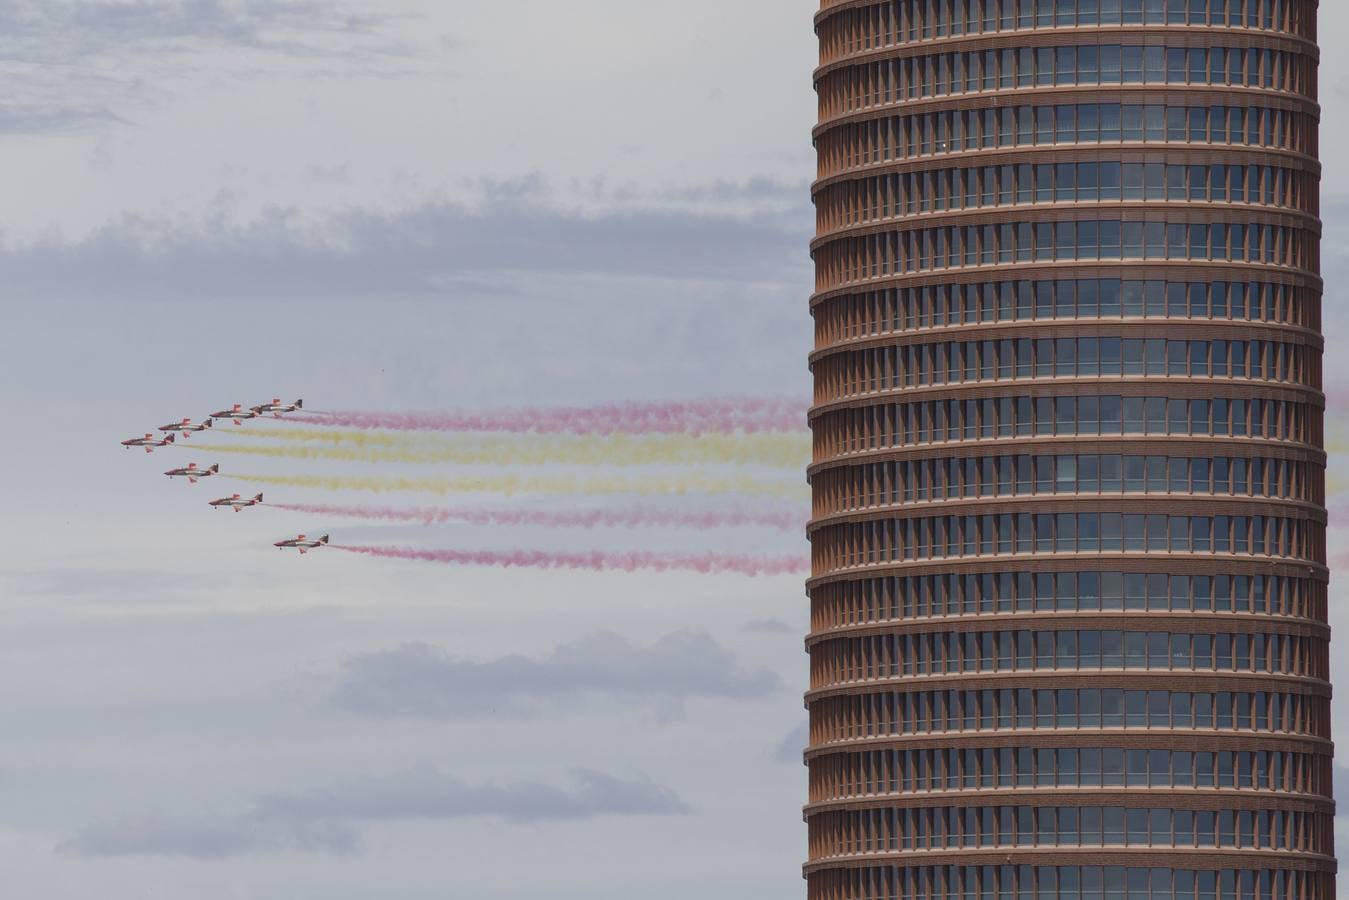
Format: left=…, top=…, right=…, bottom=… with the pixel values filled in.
left=0, top=1, right=1346, bottom=898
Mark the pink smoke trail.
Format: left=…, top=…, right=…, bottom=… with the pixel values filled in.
left=332, top=545, right=809, bottom=577
left=269, top=502, right=804, bottom=531
left=289, top=397, right=806, bottom=435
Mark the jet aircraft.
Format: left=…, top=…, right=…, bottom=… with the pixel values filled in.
left=121, top=433, right=175, bottom=453
left=209, top=492, right=263, bottom=511
left=158, top=417, right=212, bottom=437
left=274, top=533, right=328, bottom=554
left=210, top=403, right=260, bottom=425
left=164, top=463, right=219, bottom=483
left=252, top=398, right=303, bottom=417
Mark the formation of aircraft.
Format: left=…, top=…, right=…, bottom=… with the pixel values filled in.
left=164, top=462, right=219, bottom=483
left=125, top=397, right=327, bottom=554
left=274, top=533, right=328, bottom=554
left=121, top=433, right=175, bottom=453
left=209, top=492, right=264, bottom=512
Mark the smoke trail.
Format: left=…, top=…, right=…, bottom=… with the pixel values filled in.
left=190, top=434, right=807, bottom=468
left=218, top=427, right=409, bottom=447
left=229, top=472, right=806, bottom=499
left=288, top=397, right=805, bottom=435
left=269, top=502, right=805, bottom=531
left=332, top=545, right=809, bottom=577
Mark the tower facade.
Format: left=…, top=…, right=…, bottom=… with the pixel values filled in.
left=806, top=3, right=1332, bottom=899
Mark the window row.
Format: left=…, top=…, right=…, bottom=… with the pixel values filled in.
left=810, top=572, right=1322, bottom=631
left=815, top=220, right=1315, bottom=290
left=809, top=805, right=1327, bottom=857
left=809, top=688, right=1323, bottom=744
left=814, top=338, right=1316, bottom=403
left=813, top=280, right=1315, bottom=348
left=816, top=104, right=1313, bottom=179
left=819, top=45, right=1312, bottom=119
left=814, top=453, right=1320, bottom=514
left=818, top=162, right=1313, bottom=232
left=814, top=511, right=1321, bottom=570
left=813, top=396, right=1318, bottom=459
left=819, top=0, right=1310, bottom=64
left=811, top=746, right=1326, bottom=800
left=812, top=628, right=1323, bottom=685
left=809, top=863, right=1328, bottom=900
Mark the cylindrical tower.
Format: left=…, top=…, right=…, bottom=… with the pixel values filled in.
left=805, top=3, right=1333, bottom=899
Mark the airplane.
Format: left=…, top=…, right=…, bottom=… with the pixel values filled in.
left=251, top=398, right=303, bottom=417
left=273, top=533, right=328, bottom=554
left=209, top=403, right=260, bottom=425
left=158, top=417, right=213, bottom=437
left=209, top=492, right=263, bottom=512
left=121, top=433, right=175, bottom=453
left=164, top=463, right=219, bottom=484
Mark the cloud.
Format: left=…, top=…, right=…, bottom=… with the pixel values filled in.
left=61, top=768, right=688, bottom=859
left=0, top=0, right=400, bottom=56
left=60, top=812, right=358, bottom=860
left=0, top=0, right=416, bottom=134
left=0, top=106, right=126, bottom=134
left=0, top=193, right=810, bottom=301
left=741, top=618, right=794, bottom=635
left=334, top=629, right=782, bottom=720
left=1, top=567, right=190, bottom=597
left=255, top=766, right=691, bottom=824
left=774, top=722, right=807, bottom=764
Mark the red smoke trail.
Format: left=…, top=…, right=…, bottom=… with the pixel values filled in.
left=269, top=502, right=803, bottom=531
left=332, top=545, right=809, bottom=577
left=288, top=397, right=805, bottom=435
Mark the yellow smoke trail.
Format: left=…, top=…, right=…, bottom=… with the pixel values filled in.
left=219, top=427, right=407, bottom=447
left=228, top=472, right=806, bottom=498
left=192, top=433, right=808, bottom=468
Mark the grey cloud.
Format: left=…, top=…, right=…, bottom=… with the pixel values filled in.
left=1337, top=765, right=1349, bottom=866
left=0, top=106, right=125, bottom=135
left=774, top=722, right=807, bottom=764
left=659, top=176, right=810, bottom=206
left=1, top=566, right=292, bottom=600
left=3, top=567, right=197, bottom=597
left=0, top=0, right=398, bottom=55
left=256, top=766, right=691, bottom=824
left=0, top=194, right=810, bottom=301
left=59, top=811, right=358, bottom=860
left=0, top=0, right=415, bottom=134
left=61, top=768, right=687, bottom=859
left=335, top=629, right=782, bottom=720
left=741, top=618, right=794, bottom=635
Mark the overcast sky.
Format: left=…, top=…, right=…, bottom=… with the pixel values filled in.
left=1, top=2, right=1347, bottom=898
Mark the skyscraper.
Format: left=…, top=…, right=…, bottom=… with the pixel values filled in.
left=806, top=3, right=1332, bottom=899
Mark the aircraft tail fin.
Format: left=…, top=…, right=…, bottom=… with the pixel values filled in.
left=209, top=464, right=220, bottom=474
left=166, top=434, right=175, bottom=444
left=319, top=534, right=329, bottom=544
left=295, top=399, right=303, bottom=409
left=205, top=418, right=213, bottom=428
left=254, top=493, right=264, bottom=503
